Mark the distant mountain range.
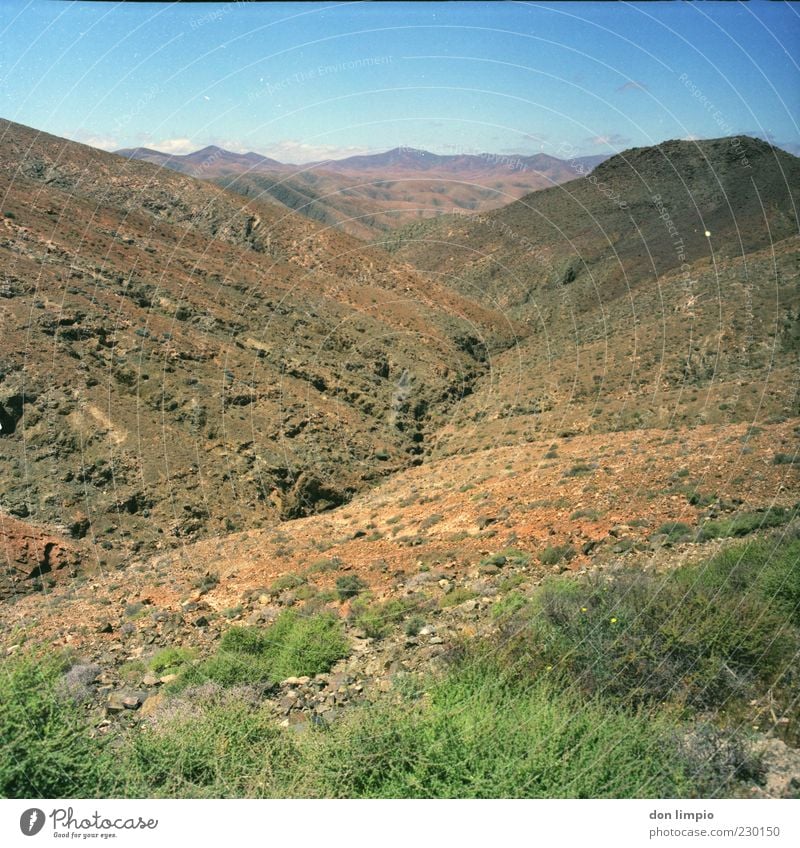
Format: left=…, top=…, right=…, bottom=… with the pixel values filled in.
left=113, top=144, right=611, bottom=239
left=115, top=143, right=608, bottom=178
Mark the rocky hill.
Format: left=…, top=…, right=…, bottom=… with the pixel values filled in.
left=1, top=123, right=799, bottom=800
left=116, top=143, right=610, bottom=240
left=383, top=136, right=800, bottom=445
left=386, top=136, right=800, bottom=309
left=0, top=119, right=517, bottom=597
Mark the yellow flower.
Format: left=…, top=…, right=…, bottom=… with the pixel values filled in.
left=545, top=665, right=553, bottom=671
left=610, top=617, right=618, bottom=624
left=581, top=606, right=587, bottom=612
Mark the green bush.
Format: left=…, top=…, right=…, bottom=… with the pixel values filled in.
left=0, top=652, right=117, bottom=797
left=656, top=521, right=693, bottom=543
left=491, top=590, right=530, bottom=619
left=352, top=597, right=417, bottom=639
left=304, top=661, right=697, bottom=798
left=178, top=612, right=349, bottom=688
left=149, top=647, right=195, bottom=676
left=538, top=544, right=576, bottom=566
left=440, top=587, right=477, bottom=608
left=269, top=612, right=349, bottom=679
left=481, top=548, right=531, bottom=568
left=269, top=573, right=306, bottom=594
left=305, top=557, right=342, bottom=574
left=696, top=506, right=796, bottom=541
left=500, top=537, right=798, bottom=711
left=336, top=575, right=367, bottom=601
left=684, top=537, right=800, bottom=626
left=123, top=690, right=297, bottom=798
left=404, top=615, right=425, bottom=637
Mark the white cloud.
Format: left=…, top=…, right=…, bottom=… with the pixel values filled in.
left=66, top=129, right=119, bottom=151
left=587, top=133, right=630, bottom=149
left=154, top=137, right=196, bottom=155
left=254, top=139, right=377, bottom=164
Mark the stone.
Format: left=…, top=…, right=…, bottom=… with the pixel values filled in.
left=97, top=622, right=113, bottom=634
left=142, top=673, right=160, bottom=687
left=281, top=676, right=301, bottom=686
left=106, top=690, right=146, bottom=713
left=139, top=692, right=165, bottom=718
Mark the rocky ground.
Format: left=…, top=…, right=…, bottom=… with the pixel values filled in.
left=2, top=418, right=798, bottom=796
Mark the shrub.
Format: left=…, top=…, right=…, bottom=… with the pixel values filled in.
left=570, top=508, right=601, bottom=520
left=695, top=506, right=796, bottom=541
left=687, top=490, right=715, bottom=507
left=419, top=514, right=443, bottom=530
left=656, top=521, right=693, bottom=543
left=123, top=688, right=297, bottom=798
left=538, top=544, right=576, bottom=566
left=194, top=572, right=219, bottom=593
left=305, top=557, right=341, bottom=574
left=500, top=537, right=798, bottom=711
left=481, top=548, right=531, bottom=568
left=336, top=575, right=367, bottom=601
left=352, top=598, right=417, bottom=639
left=440, top=587, right=477, bottom=608
left=269, top=573, right=305, bottom=594
left=0, top=652, right=117, bottom=797
left=178, top=612, right=349, bottom=688
left=269, top=612, right=349, bottom=678
left=143, top=648, right=194, bottom=680
left=404, top=615, right=426, bottom=637
left=491, top=590, right=529, bottom=619
left=305, top=662, right=697, bottom=798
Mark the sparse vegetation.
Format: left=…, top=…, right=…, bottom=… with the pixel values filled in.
left=0, top=652, right=118, bottom=797
left=538, top=544, right=576, bottom=566
left=570, top=507, right=601, bottom=520
left=695, top=505, right=797, bottom=541
left=439, top=587, right=477, bottom=608
left=176, top=612, right=349, bottom=689
left=149, top=647, right=195, bottom=676
left=4, top=532, right=798, bottom=799
left=499, top=535, right=800, bottom=713
left=335, top=575, right=368, bottom=601
left=655, top=521, right=693, bottom=543
left=269, top=573, right=306, bottom=594
left=351, top=597, right=418, bottom=639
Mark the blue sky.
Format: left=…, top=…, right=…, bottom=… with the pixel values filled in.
left=1, top=1, right=798, bottom=162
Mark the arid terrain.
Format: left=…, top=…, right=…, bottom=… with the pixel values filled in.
left=117, top=143, right=609, bottom=240
left=2, top=120, right=799, bottom=799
